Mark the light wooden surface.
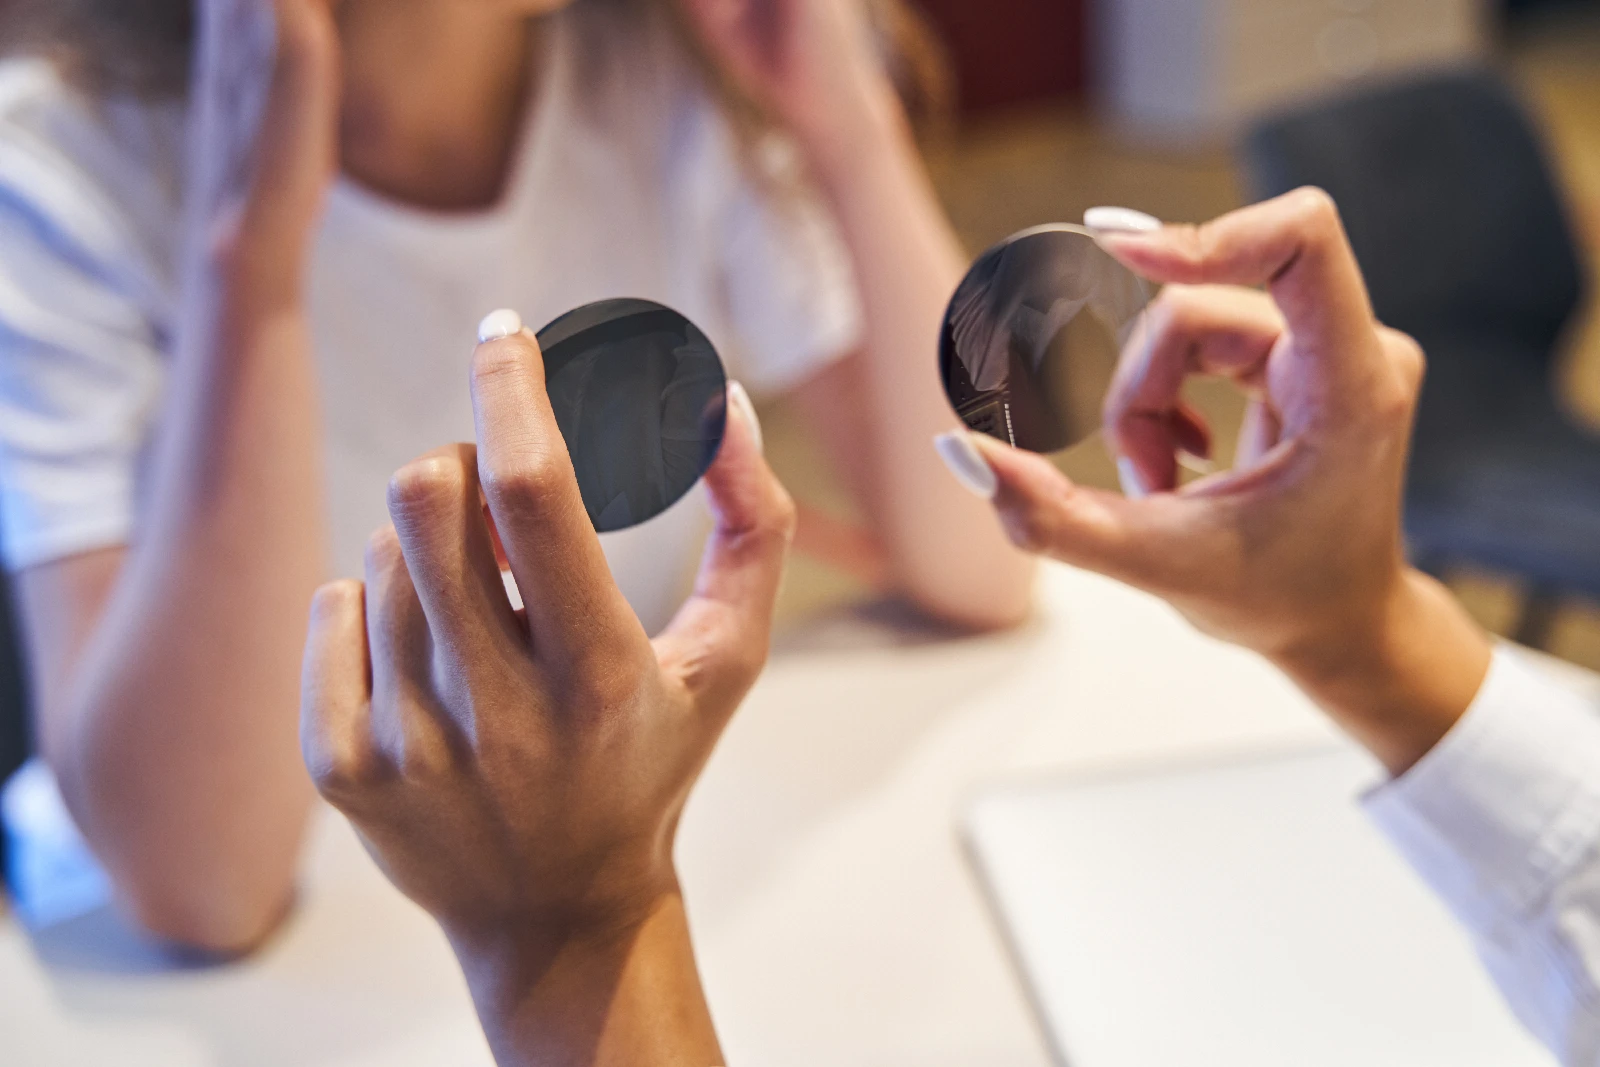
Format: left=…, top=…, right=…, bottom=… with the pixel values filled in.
left=6, top=563, right=1593, bottom=1066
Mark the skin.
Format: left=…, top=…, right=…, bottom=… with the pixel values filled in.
left=15, top=0, right=1030, bottom=952
left=964, top=189, right=1495, bottom=776
left=309, top=189, right=1500, bottom=1065
left=687, top=0, right=1037, bottom=624
left=302, top=328, right=791, bottom=1067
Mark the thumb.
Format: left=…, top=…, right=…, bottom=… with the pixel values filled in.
left=653, top=382, right=796, bottom=715
left=949, top=432, right=1200, bottom=593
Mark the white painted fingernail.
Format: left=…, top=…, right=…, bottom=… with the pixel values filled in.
left=727, top=380, right=764, bottom=455
left=477, top=308, right=523, bottom=343
left=934, top=431, right=998, bottom=500
left=1116, top=458, right=1151, bottom=499
left=1085, top=206, right=1163, bottom=234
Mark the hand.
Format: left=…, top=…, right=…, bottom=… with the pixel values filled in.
left=300, top=331, right=792, bottom=1062
left=184, top=0, right=339, bottom=309
left=678, top=0, right=898, bottom=155
left=962, top=189, right=1492, bottom=773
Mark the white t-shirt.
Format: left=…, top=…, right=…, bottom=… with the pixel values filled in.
left=0, top=12, right=860, bottom=926
left=0, top=11, right=860, bottom=630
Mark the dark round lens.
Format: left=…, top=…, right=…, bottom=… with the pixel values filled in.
left=940, top=226, right=1152, bottom=454
left=536, top=299, right=728, bottom=533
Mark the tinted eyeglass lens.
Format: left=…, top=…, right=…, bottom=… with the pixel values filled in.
left=940, top=226, right=1152, bottom=455
left=536, top=299, right=728, bottom=533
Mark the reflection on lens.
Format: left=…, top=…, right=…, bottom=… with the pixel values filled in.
left=940, top=225, right=1152, bottom=454
left=536, top=299, right=728, bottom=533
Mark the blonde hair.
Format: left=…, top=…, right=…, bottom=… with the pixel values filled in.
left=3, top=0, right=951, bottom=132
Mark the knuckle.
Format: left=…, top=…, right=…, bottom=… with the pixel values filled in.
left=394, top=724, right=459, bottom=783
left=479, top=454, right=566, bottom=515
left=1386, top=328, right=1427, bottom=386
left=1171, top=223, right=1215, bottom=277
left=1147, top=287, right=1199, bottom=335
left=364, top=523, right=405, bottom=578
left=387, top=454, right=469, bottom=518
left=470, top=337, right=536, bottom=391
left=1376, top=337, right=1426, bottom=423
left=763, top=485, right=800, bottom=548
left=310, top=578, right=363, bottom=621
left=1289, top=186, right=1342, bottom=234
left=307, top=734, right=384, bottom=803
left=568, top=649, right=646, bottom=712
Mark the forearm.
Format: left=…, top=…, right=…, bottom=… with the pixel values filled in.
left=57, top=289, right=326, bottom=950
left=798, top=95, right=1034, bottom=629
left=452, top=892, right=723, bottom=1067
left=1274, top=568, right=1494, bottom=776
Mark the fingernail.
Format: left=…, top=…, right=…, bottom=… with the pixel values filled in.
left=727, top=380, right=764, bottom=455
left=934, top=431, right=998, bottom=500
left=1084, top=206, right=1163, bottom=234
left=1120, top=460, right=1158, bottom=502
left=1178, top=451, right=1219, bottom=476
left=1116, top=458, right=1150, bottom=500
left=477, top=308, right=523, bottom=343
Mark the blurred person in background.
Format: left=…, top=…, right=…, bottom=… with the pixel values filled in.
left=0, top=0, right=1032, bottom=953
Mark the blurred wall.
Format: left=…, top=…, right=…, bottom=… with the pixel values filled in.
left=915, top=0, right=1086, bottom=112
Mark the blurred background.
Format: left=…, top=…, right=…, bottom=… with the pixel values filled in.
left=765, top=0, right=1600, bottom=671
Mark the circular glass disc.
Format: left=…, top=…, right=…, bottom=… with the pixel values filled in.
left=940, top=225, right=1153, bottom=454
left=536, top=299, right=728, bottom=533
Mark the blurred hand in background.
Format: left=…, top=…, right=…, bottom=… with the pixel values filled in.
left=15, top=0, right=340, bottom=951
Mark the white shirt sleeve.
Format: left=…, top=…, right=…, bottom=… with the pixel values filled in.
left=713, top=138, right=864, bottom=399
left=0, top=65, right=171, bottom=572
left=1364, top=645, right=1600, bottom=1065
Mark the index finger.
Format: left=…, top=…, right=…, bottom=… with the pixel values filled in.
left=1095, top=188, right=1376, bottom=365
left=653, top=383, right=795, bottom=717
left=1104, top=285, right=1286, bottom=495
left=469, top=315, right=640, bottom=665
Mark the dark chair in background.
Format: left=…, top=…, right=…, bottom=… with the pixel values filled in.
left=1243, top=66, right=1600, bottom=647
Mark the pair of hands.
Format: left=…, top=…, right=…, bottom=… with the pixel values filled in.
left=298, top=185, right=1492, bottom=1062
left=238, top=0, right=1484, bottom=1047
left=968, top=188, right=1493, bottom=775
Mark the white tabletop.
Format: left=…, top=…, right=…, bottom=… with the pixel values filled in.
left=4, top=564, right=1593, bottom=1066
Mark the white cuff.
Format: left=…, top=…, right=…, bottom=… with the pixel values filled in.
left=1364, top=646, right=1600, bottom=933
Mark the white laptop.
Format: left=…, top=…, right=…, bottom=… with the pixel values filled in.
left=963, top=744, right=1553, bottom=1067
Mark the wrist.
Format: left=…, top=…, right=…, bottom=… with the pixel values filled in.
left=1273, top=569, right=1493, bottom=776
left=794, top=78, right=910, bottom=186
left=446, top=888, right=721, bottom=1067
left=444, top=883, right=684, bottom=1005
left=206, top=234, right=310, bottom=322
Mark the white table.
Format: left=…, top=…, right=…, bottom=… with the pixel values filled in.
left=4, top=564, right=1595, bottom=1066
